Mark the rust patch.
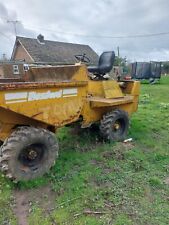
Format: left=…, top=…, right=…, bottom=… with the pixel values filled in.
left=31, top=112, right=43, bottom=118
left=0, top=81, right=87, bottom=91
left=54, top=110, right=81, bottom=127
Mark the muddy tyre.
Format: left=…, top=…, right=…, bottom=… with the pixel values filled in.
left=100, top=109, right=129, bottom=141
left=0, top=127, right=59, bottom=181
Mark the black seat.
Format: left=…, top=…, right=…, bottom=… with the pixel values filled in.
left=88, top=51, right=115, bottom=75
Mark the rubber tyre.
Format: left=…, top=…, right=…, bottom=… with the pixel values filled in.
left=100, top=109, right=129, bottom=141
left=0, top=127, right=59, bottom=181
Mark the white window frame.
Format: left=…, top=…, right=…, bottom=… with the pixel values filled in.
left=23, top=64, right=29, bottom=71
left=13, top=65, right=19, bottom=75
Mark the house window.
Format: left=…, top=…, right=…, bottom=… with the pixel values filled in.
left=23, top=64, right=29, bottom=71
left=13, top=65, right=19, bottom=75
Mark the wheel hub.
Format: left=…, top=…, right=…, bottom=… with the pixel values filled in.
left=113, top=122, right=120, bottom=130
left=18, top=143, right=46, bottom=168
left=28, top=149, right=38, bottom=160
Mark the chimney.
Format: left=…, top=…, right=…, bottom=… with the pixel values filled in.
left=37, top=34, right=45, bottom=44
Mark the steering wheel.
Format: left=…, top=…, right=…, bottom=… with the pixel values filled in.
left=75, top=54, right=90, bottom=63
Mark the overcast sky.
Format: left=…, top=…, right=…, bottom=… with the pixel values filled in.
left=0, top=0, right=169, bottom=61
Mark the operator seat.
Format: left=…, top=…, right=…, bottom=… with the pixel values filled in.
left=88, top=51, right=115, bottom=76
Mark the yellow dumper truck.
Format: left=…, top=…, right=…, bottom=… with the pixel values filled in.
left=0, top=52, right=140, bottom=181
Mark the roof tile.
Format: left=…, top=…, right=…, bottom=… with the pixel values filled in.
left=16, top=36, right=99, bottom=65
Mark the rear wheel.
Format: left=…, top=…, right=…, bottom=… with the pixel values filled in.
left=100, top=109, right=129, bottom=141
left=0, top=126, right=59, bottom=181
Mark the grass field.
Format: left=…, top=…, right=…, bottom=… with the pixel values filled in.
left=0, top=77, right=169, bottom=225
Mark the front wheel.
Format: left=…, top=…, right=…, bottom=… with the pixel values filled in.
left=100, top=109, right=129, bottom=141
left=0, top=126, right=59, bottom=181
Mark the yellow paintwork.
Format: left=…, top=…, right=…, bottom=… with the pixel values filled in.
left=102, top=80, right=124, bottom=98
left=89, top=95, right=134, bottom=108
left=0, top=64, right=140, bottom=141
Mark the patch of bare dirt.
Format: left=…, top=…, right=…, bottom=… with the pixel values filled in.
left=90, top=159, right=113, bottom=173
left=90, top=159, right=104, bottom=167
left=13, top=185, right=56, bottom=225
left=164, top=177, right=169, bottom=185
left=144, top=186, right=154, bottom=203
left=122, top=141, right=135, bottom=150
left=102, top=142, right=135, bottom=160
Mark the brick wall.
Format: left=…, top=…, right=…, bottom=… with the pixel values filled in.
left=13, top=43, right=33, bottom=63
left=0, top=64, right=25, bottom=78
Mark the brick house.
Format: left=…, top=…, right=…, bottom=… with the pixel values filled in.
left=11, top=34, right=99, bottom=65
left=0, top=61, right=26, bottom=79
